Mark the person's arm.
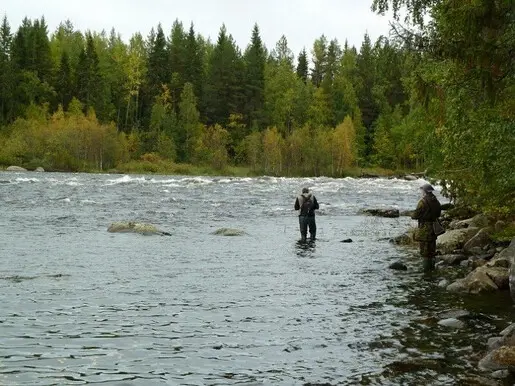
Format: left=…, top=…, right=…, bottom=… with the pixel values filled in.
left=294, top=197, right=300, bottom=210
left=313, top=196, right=319, bottom=210
left=411, top=199, right=425, bottom=220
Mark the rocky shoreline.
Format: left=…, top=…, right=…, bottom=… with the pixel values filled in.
left=394, top=207, right=515, bottom=383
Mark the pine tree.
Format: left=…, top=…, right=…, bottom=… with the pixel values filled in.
left=184, top=23, right=204, bottom=105
left=243, top=23, right=266, bottom=128
left=296, top=48, right=308, bottom=83
left=204, top=25, right=245, bottom=126
left=0, top=15, right=13, bottom=124
left=168, top=19, right=186, bottom=109
left=56, top=50, right=73, bottom=109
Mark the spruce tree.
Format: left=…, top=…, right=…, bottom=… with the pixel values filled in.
left=296, top=48, right=308, bottom=83
left=243, top=23, right=266, bottom=128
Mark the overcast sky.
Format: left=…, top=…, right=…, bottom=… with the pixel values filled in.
left=3, top=0, right=393, bottom=56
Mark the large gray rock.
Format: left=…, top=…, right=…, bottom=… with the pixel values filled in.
left=446, top=266, right=508, bottom=294
left=469, top=213, right=491, bottom=228
left=437, top=254, right=467, bottom=266
left=6, top=165, right=27, bottom=171
left=107, top=221, right=170, bottom=236
left=436, top=227, right=480, bottom=254
left=478, top=346, right=515, bottom=371
left=34, top=167, right=45, bottom=172
left=463, top=227, right=491, bottom=254
left=438, top=318, right=465, bottom=329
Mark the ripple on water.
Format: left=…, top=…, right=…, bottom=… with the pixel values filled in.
left=0, top=172, right=512, bottom=385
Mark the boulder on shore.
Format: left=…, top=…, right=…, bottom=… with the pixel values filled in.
left=6, top=166, right=27, bottom=171
left=107, top=221, right=170, bottom=236
left=361, top=208, right=400, bottom=218
left=34, top=167, right=45, bottom=172
left=446, top=266, right=509, bottom=294
left=436, top=227, right=480, bottom=254
left=503, top=237, right=515, bottom=302
left=463, top=227, right=492, bottom=254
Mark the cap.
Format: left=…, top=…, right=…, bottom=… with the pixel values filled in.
left=420, top=183, right=434, bottom=193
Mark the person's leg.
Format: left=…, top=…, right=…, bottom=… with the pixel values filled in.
left=299, top=216, right=308, bottom=242
left=420, top=241, right=436, bottom=271
left=308, top=217, right=316, bottom=240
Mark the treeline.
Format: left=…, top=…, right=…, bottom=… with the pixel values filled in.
left=0, top=15, right=421, bottom=173
left=0, top=1, right=513, bottom=214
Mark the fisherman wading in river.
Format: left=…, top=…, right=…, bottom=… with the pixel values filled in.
left=294, top=187, right=319, bottom=242
left=411, top=183, right=442, bottom=271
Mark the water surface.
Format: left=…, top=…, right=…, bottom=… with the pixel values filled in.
left=1, top=172, right=513, bottom=385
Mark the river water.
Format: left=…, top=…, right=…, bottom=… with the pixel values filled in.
left=0, top=172, right=513, bottom=385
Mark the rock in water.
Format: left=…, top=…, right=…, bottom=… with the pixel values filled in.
left=211, top=228, right=246, bottom=236
left=389, top=262, right=407, bottom=271
left=34, top=167, right=45, bottom=172
left=6, top=166, right=27, bottom=171
left=340, top=238, right=353, bottom=243
left=361, top=208, right=400, bottom=218
left=438, top=318, right=465, bottom=329
left=107, top=221, right=170, bottom=236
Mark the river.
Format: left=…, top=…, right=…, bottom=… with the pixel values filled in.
left=0, top=172, right=513, bottom=385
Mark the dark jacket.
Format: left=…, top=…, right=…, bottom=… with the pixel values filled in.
left=294, top=193, right=319, bottom=216
left=411, top=193, right=441, bottom=241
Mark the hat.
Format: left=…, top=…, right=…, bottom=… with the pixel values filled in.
left=302, top=187, right=309, bottom=193
left=420, top=183, right=434, bottom=193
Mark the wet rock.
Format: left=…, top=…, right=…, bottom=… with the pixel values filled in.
left=6, top=165, right=27, bottom=171
left=361, top=208, right=400, bottom=218
left=211, top=228, right=247, bottom=236
left=488, top=337, right=503, bottom=351
left=479, top=346, right=515, bottom=371
left=438, top=279, right=449, bottom=288
left=399, top=210, right=415, bottom=217
left=436, top=227, right=480, bottom=254
left=437, top=254, right=467, bottom=266
left=500, top=323, right=515, bottom=337
left=460, top=260, right=470, bottom=267
left=403, top=174, right=418, bottom=181
left=107, top=221, right=171, bottom=236
left=437, top=309, right=470, bottom=319
left=438, top=318, right=465, bottom=329
left=491, top=369, right=510, bottom=379
left=385, top=358, right=444, bottom=373
left=464, top=227, right=492, bottom=254
left=340, top=238, right=353, bottom=243
left=470, top=258, right=488, bottom=269
left=447, top=266, right=508, bottom=294
left=389, top=262, right=407, bottom=271
left=502, top=238, right=515, bottom=302
left=460, top=375, right=498, bottom=386
left=34, top=167, right=45, bottom=172
left=487, top=254, right=511, bottom=268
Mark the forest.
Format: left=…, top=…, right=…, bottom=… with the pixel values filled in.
left=0, top=0, right=513, bottom=214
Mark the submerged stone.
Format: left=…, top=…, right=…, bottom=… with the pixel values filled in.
left=438, top=318, right=465, bottom=329
left=211, top=228, right=246, bottom=236
left=389, top=262, right=407, bottom=271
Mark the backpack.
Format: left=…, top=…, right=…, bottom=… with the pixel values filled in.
left=301, top=196, right=314, bottom=215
